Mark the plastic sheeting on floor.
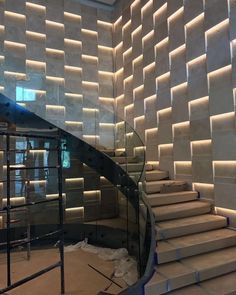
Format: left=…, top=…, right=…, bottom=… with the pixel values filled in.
left=64, top=239, right=138, bottom=286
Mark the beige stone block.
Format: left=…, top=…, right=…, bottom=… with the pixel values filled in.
left=205, top=0, right=228, bottom=31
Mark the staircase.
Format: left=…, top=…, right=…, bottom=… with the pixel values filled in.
left=144, top=165, right=236, bottom=295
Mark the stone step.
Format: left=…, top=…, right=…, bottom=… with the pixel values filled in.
left=144, top=180, right=188, bottom=194
left=111, top=156, right=139, bottom=164
left=145, top=246, right=236, bottom=295
left=153, top=201, right=212, bottom=222
left=120, top=163, right=144, bottom=172
left=158, top=228, right=236, bottom=263
left=156, top=214, right=227, bottom=240
left=169, top=271, right=236, bottom=295
left=145, top=170, right=169, bottom=181
left=147, top=191, right=198, bottom=207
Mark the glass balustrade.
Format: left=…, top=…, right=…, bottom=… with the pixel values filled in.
left=0, top=74, right=155, bottom=294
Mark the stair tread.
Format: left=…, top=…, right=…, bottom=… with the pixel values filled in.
left=148, top=246, right=236, bottom=293
left=158, top=228, right=236, bottom=251
left=145, top=180, right=186, bottom=185
left=167, top=285, right=209, bottom=295
left=200, top=271, right=236, bottom=295
left=182, top=245, right=236, bottom=271
left=157, top=214, right=227, bottom=230
left=147, top=191, right=198, bottom=206
left=157, top=229, right=236, bottom=263
left=148, top=191, right=198, bottom=198
left=153, top=200, right=211, bottom=221
left=156, top=214, right=227, bottom=240
left=145, top=170, right=169, bottom=181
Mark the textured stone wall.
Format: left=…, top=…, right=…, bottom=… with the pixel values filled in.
left=113, top=0, right=236, bottom=217
left=0, top=0, right=115, bottom=149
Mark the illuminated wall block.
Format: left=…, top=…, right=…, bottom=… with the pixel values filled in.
left=116, top=96, right=124, bottom=120
left=134, top=115, right=145, bottom=142
left=156, top=73, right=171, bottom=111
left=98, top=72, right=113, bottom=98
left=170, top=46, right=187, bottom=87
left=83, top=190, right=101, bottom=221
left=173, top=122, right=191, bottom=161
left=64, top=95, right=83, bottom=122
left=184, top=0, right=204, bottom=24
left=115, top=44, right=123, bottom=71
left=82, top=108, right=98, bottom=136
left=26, top=34, right=46, bottom=64
left=46, top=105, right=65, bottom=124
left=4, top=41, right=26, bottom=74
left=123, top=47, right=132, bottom=65
left=46, top=0, right=64, bottom=23
left=159, top=143, right=174, bottom=178
left=132, top=27, right=142, bottom=59
left=113, top=18, right=122, bottom=47
left=124, top=76, right=133, bottom=105
left=155, top=39, right=169, bottom=76
left=185, top=14, right=205, bottom=62
left=211, top=112, right=236, bottom=160
left=175, top=161, right=192, bottom=182
left=205, top=0, right=228, bottom=31
left=145, top=96, right=157, bottom=129
left=115, top=122, right=125, bottom=149
left=82, top=58, right=98, bottom=83
left=5, top=12, right=26, bottom=44
left=168, top=7, right=185, bottom=52
left=124, top=104, right=134, bottom=126
left=123, top=60, right=132, bottom=79
left=26, top=3, right=46, bottom=34
left=64, top=14, right=81, bottom=42
left=141, top=1, right=153, bottom=36
left=206, top=21, right=231, bottom=72
left=101, top=188, right=118, bottom=218
left=65, top=121, right=83, bottom=136
left=46, top=51, right=64, bottom=79
left=98, top=23, right=112, bottom=48
left=214, top=162, right=236, bottom=209
left=46, top=22, right=64, bottom=50
left=146, top=128, right=158, bottom=161
left=123, top=25, right=132, bottom=55
left=167, top=0, right=183, bottom=17
left=64, top=39, right=82, bottom=68
left=98, top=48, right=113, bottom=72
left=64, top=0, right=81, bottom=15
left=64, top=67, right=82, bottom=94
left=192, top=140, right=213, bottom=183
left=230, top=0, right=236, bottom=40
left=208, top=66, right=234, bottom=115
left=115, top=72, right=124, bottom=97
left=81, top=4, right=97, bottom=31
left=82, top=81, right=99, bottom=108
left=193, top=183, right=214, bottom=201
left=6, top=0, right=25, bottom=14
left=187, top=56, right=208, bottom=100
left=133, top=56, right=143, bottom=88
left=134, top=96, right=144, bottom=117
left=99, top=124, right=115, bottom=149
left=81, top=31, right=98, bottom=57
left=157, top=108, right=172, bottom=144
left=65, top=207, right=84, bottom=223
left=171, top=83, right=189, bottom=123
left=189, top=97, right=211, bottom=141
left=153, top=3, right=168, bottom=44
left=144, top=66, right=155, bottom=97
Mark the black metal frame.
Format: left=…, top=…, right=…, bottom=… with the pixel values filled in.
left=0, top=131, right=65, bottom=294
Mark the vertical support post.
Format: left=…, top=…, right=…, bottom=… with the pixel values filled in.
left=6, top=134, right=11, bottom=286
left=57, top=134, right=65, bottom=294
left=26, top=138, right=31, bottom=260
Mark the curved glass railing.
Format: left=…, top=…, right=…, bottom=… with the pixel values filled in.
left=0, top=74, right=155, bottom=294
